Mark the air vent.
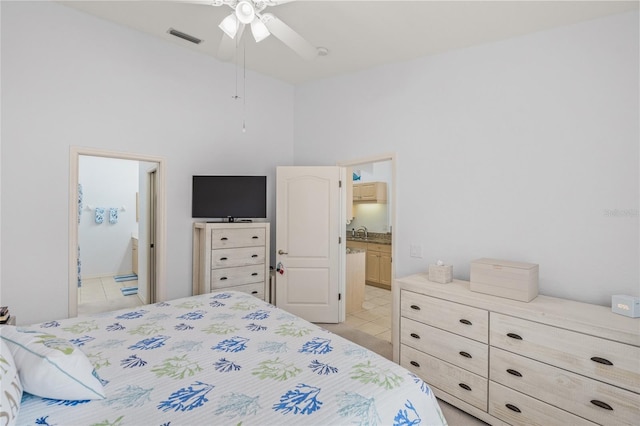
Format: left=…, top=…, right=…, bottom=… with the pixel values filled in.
left=167, top=28, right=202, bottom=45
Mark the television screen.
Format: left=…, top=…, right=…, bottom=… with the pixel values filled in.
left=192, top=175, right=267, bottom=219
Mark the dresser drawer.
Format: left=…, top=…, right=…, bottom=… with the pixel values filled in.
left=218, top=282, right=265, bottom=299
left=489, top=381, right=596, bottom=426
left=211, top=228, right=266, bottom=249
left=401, top=317, right=488, bottom=377
left=211, top=246, right=265, bottom=268
left=401, top=344, right=488, bottom=410
left=211, top=265, right=265, bottom=288
left=401, top=290, right=488, bottom=343
left=490, top=347, right=640, bottom=426
left=491, top=313, right=640, bottom=392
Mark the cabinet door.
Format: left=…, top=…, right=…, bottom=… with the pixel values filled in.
left=366, top=251, right=380, bottom=282
left=360, top=183, right=377, bottom=200
left=132, top=238, right=138, bottom=275
left=379, top=253, right=392, bottom=286
left=352, top=185, right=361, bottom=200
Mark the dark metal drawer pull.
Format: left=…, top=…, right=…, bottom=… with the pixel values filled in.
left=410, top=361, right=420, bottom=367
left=590, top=357, right=613, bottom=366
left=220, top=257, right=228, bottom=261
left=410, top=305, right=421, bottom=311
left=459, top=319, right=472, bottom=326
left=251, top=291, right=258, bottom=294
left=507, top=369, right=523, bottom=377
left=507, top=333, right=523, bottom=340
left=410, top=333, right=420, bottom=339
left=251, top=254, right=259, bottom=258
left=220, top=277, right=228, bottom=281
left=506, top=404, right=521, bottom=413
left=252, top=236, right=259, bottom=239
left=459, top=351, right=472, bottom=359
left=591, top=400, right=613, bottom=411
left=220, top=237, right=228, bottom=241
left=251, top=272, right=258, bottom=276
left=458, top=383, right=472, bottom=391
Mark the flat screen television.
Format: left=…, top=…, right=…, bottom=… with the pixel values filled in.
left=192, top=175, right=267, bottom=220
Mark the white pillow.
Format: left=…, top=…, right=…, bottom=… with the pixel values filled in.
left=0, top=339, right=22, bottom=426
left=1, top=326, right=105, bottom=400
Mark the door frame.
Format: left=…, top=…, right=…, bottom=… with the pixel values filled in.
left=337, top=153, right=398, bottom=362
left=68, top=146, right=167, bottom=318
left=146, top=167, right=158, bottom=304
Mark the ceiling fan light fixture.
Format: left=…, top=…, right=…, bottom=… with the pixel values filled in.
left=250, top=17, right=270, bottom=42
left=219, top=13, right=239, bottom=39
left=235, top=1, right=255, bottom=25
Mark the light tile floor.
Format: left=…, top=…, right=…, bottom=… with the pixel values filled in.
left=347, top=285, right=392, bottom=342
left=78, top=276, right=143, bottom=316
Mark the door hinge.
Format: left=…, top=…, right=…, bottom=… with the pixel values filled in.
left=339, top=236, right=342, bottom=244
left=339, top=180, right=342, bottom=188
left=338, top=293, right=342, bottom=301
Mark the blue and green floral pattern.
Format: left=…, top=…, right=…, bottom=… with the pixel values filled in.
left=16, top=291, right=446, bottom=425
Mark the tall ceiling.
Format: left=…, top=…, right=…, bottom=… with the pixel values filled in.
left=59, top=0, right=639, bottom=84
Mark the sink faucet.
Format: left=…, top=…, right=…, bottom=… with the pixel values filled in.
left=356, top=226, right=368, bottom=239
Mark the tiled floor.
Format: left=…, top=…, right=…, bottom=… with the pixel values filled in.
left=346, top=285, right=392, bottom=342
left=78, top=276, right=143, bottom=316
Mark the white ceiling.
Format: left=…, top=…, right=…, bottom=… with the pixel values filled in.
left=59, top=0, right=639, bottom=85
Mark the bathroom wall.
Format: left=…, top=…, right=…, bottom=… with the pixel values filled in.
left=78, top=156, right=139, bottom=278
left=349, top=161, right=393, bottom=233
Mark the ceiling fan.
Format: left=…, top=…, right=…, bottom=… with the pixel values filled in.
left=190, top=0, right=319, bottom=61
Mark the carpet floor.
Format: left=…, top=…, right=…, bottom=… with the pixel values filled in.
left=318, top=322, right=392, bottom=359
left=317, top=322, right=488, bottom=426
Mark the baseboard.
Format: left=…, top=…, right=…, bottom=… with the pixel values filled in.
left=365, top=281, right=391, bottom=290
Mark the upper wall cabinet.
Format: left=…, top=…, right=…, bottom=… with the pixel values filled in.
left=353, top=182, right=387, bottom=203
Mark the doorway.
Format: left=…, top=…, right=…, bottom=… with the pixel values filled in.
left=338, top=154, right=396, bottom=347
left=68, top=147, right=166, bottom=318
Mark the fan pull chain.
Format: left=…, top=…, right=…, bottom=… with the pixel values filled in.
left=242, top=38, right=247, bottom=133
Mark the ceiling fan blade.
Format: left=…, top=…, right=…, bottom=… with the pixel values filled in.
left=217, top=24, right=245, bottom=61
left=260, top=13, right=317, bottom=61
left=267, top=0, right=298, bottom=5
left=174, top=0, right=227, bottom=6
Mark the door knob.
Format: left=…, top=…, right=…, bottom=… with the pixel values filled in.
left=278, top=249, right=288, bottom=255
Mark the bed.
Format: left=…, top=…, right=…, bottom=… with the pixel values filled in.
left=2, top=291, right=446, bottom=425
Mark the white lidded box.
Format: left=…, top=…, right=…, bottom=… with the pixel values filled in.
left=470, top=258, right=539, bottom=302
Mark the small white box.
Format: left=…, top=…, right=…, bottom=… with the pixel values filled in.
left=428, top=264, right=453, bottom=284
left=470, top=258, right=539, bottom=302
left=611, top=295, right=640, bottom=318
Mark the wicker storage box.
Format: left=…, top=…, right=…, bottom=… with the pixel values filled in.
left=470, top=258, right=538, bottom=302
left=428, top=264, right=453, bottom=284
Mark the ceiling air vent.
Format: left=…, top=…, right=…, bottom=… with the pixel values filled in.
left=167, top=28, right=202, bottom=45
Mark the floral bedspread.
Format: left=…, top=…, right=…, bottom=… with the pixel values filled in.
left=17, top=291, right=446, bottom=425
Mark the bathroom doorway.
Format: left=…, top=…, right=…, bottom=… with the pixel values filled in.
left=68, top=147, right=166, bottom=318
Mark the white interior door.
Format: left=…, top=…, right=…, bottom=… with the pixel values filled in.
left=275, top=166, right=345, bottom=323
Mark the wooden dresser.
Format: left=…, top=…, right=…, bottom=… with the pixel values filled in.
left=397, top=273, right=640, bottom=426
left=192, top=222, right=270, bottom=301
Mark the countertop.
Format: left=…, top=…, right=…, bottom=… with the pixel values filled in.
left=346, top=236, right=392, bottom=245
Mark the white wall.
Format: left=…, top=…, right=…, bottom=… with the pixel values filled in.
left=79, top=156, right=139, bottom=278
left=1, top=1, right=294, bottom=324
left=294, top=11, right=639, bottom=306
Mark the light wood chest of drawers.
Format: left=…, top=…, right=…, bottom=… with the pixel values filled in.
left=192, top=222, right=270, bottom=301
left=397, top=273, right=640, bottom=426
